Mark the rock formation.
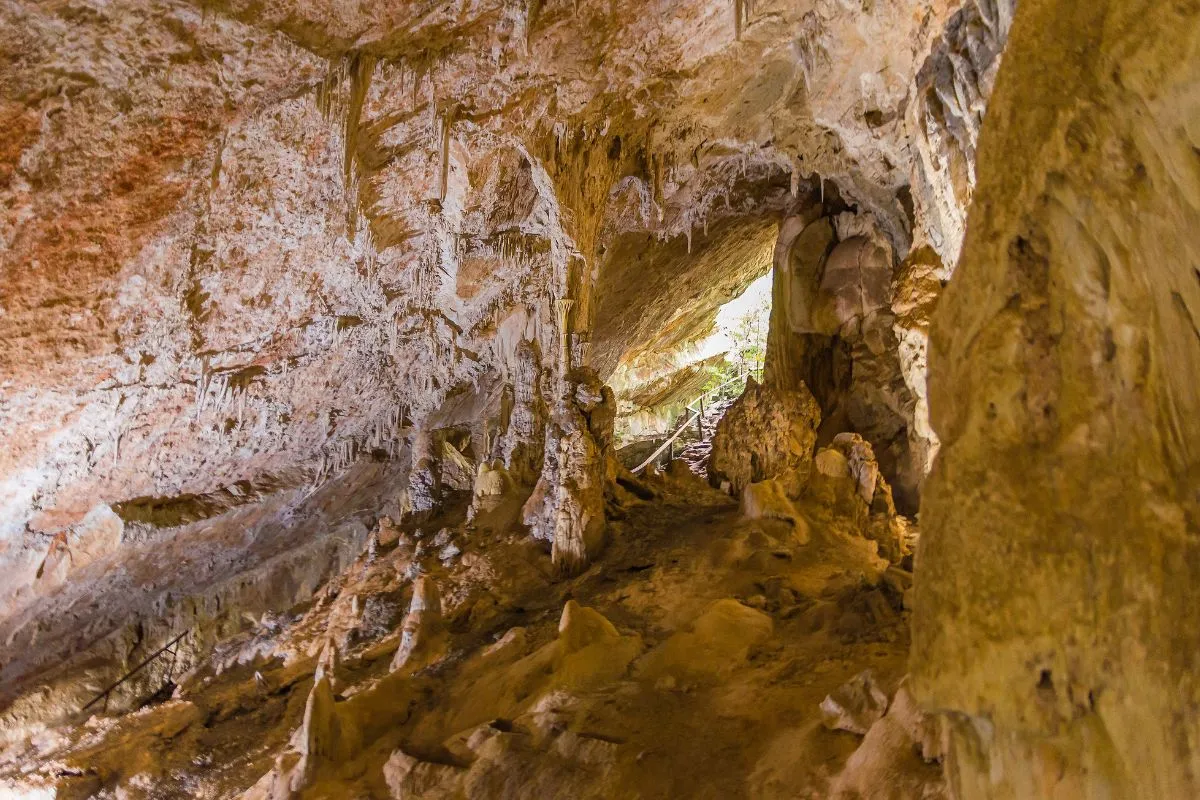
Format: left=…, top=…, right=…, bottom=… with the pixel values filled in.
left=708, top=375, right=821, bottom=495
left=912, top=0, right=1200, bottom=796
left=0, top=0, right=1197, bottom=797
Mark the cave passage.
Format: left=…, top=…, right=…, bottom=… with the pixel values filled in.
left=612, top=267, right=773, bottom=474
left=1, top=0, right=1198, bottom=797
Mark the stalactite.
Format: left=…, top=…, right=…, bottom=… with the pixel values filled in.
left=525, top=0, right=544, bottom=52
left=195, top=358, right=211, bottom=419
left=436, top=108, right=455, bottom=205
left=344, top=53, right=375, bottom=234
left=315, top=53, right=375, bottom=237
left=555, top=298, right=574, bottom=373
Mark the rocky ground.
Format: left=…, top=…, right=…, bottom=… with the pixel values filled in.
left=0, top=448, right=938, bottom=799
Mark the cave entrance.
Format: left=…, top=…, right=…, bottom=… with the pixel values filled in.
left=696, top=270, right=772, bottom=377
left=612, top=268, right=774, bottom=475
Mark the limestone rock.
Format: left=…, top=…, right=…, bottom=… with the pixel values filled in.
left=470, top=461, right=510, bottom=507
left=275, top=671, right=363, bottom=793
left=709, top=378, right=821, bottom=497
left=741, top=479, right=810, bottom=544
left=553, top=601, right=642, bottom=691
left=830, top=434, right=881, bottom=506
left=912, top=1, right=1200, bottom=795
left=406, top=428, right=443, bottom=516
left=807, top=434, right=907, bottom=561
left=829, top=681, right=947, bottom=799
left=822, top=237, right=895, bottom=336
left=7, top=0, right=1194, bottom=795
left=384, top=749, right=464, bottom=800
left=523, top=370, right=617, bottom=574
left=390, top=576, right=446, bottom=674
left=820, top=670, right=890, bottom=735
left=639, top=599, right=774, bottom=686
left=440, top=440, right=476, bottom=493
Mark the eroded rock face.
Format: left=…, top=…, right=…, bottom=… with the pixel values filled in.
left=765, top=212, right=927, bottom=510
left=0, top=0, right=1000, bottom=619
left=20, top=0, right=1178, bottom=797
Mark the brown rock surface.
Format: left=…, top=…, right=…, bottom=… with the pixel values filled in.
left=709, top=376, right=822, bottom=496
left=3, top=0, right=1197, bottom=796
left=912, top=0, right=1200, bottom=796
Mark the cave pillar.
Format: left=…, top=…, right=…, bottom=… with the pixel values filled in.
left=764, top=211, right=839, bottom=399
left=522, top=368, right=615, bottom=575
left=762, top=208, right=923, bottom=510
left=911, top=0, right=1200, bottom=795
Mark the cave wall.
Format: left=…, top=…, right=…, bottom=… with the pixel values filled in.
left=912, top=0, right=1200, bottom=795
left=0, top=0, right=1024, bottom=745
left=0, top=0, right=991, bottom=618
left=763, top=208, right=933, bottom=512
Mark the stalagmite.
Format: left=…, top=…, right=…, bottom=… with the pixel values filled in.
left=390, top=576, right=445, bottom=673
left=555, top=298, right=574, bottom=373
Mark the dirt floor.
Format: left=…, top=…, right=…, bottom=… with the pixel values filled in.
left=0, top=467, right=941, bottom=799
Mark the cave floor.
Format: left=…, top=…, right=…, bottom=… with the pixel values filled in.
left=2, top=471, right=936, bottom=799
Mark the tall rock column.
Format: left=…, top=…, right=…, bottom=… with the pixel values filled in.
left=912, top=0, right=1200, bottom=796
left=522, top=368, right=616, bottom=574
left=763, top=209, right=923, bottom=510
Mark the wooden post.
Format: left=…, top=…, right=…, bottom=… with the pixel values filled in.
left=697, top=398, right=705, bottom=439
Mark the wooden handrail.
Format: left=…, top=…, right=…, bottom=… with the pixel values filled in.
left=631, top=409, right=702, bottom=474
left=82, top=629, right=189, bottom=713
left=685, top=363, right=762, bottom=413
left=632, top=363, right=761, bottom=475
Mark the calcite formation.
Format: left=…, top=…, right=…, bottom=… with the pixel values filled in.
left=912, top=0, right=1200, bottom=796
left=0, top=0, right=1197, bottom=797
left=708, top=375, right=821, bottom=495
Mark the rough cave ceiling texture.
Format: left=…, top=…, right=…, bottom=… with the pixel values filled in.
left=5, top=0, right=1197, bottom=796
left=0, top=0, right=1005, bottom=610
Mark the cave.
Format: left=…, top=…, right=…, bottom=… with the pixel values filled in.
left=1, top=0, right=1198, bottom=797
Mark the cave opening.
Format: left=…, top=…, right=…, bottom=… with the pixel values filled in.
left=610, top=267, right=773, bottom=475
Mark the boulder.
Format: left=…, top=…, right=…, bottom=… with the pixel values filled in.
left=709, top=378, right=821, bottom=497
left=820, top=670, right=890, bottom=735
left=741, top=479, right=810, bottom=544
left=639, top=599, right=774, bottom=686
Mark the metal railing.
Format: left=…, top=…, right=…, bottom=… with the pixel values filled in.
left=631, top=363, right=761, bottom=474
left=82, top=629, right=189, bottom=714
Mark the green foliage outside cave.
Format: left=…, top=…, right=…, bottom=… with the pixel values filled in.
left=701, top=289, right=769, bottom=401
